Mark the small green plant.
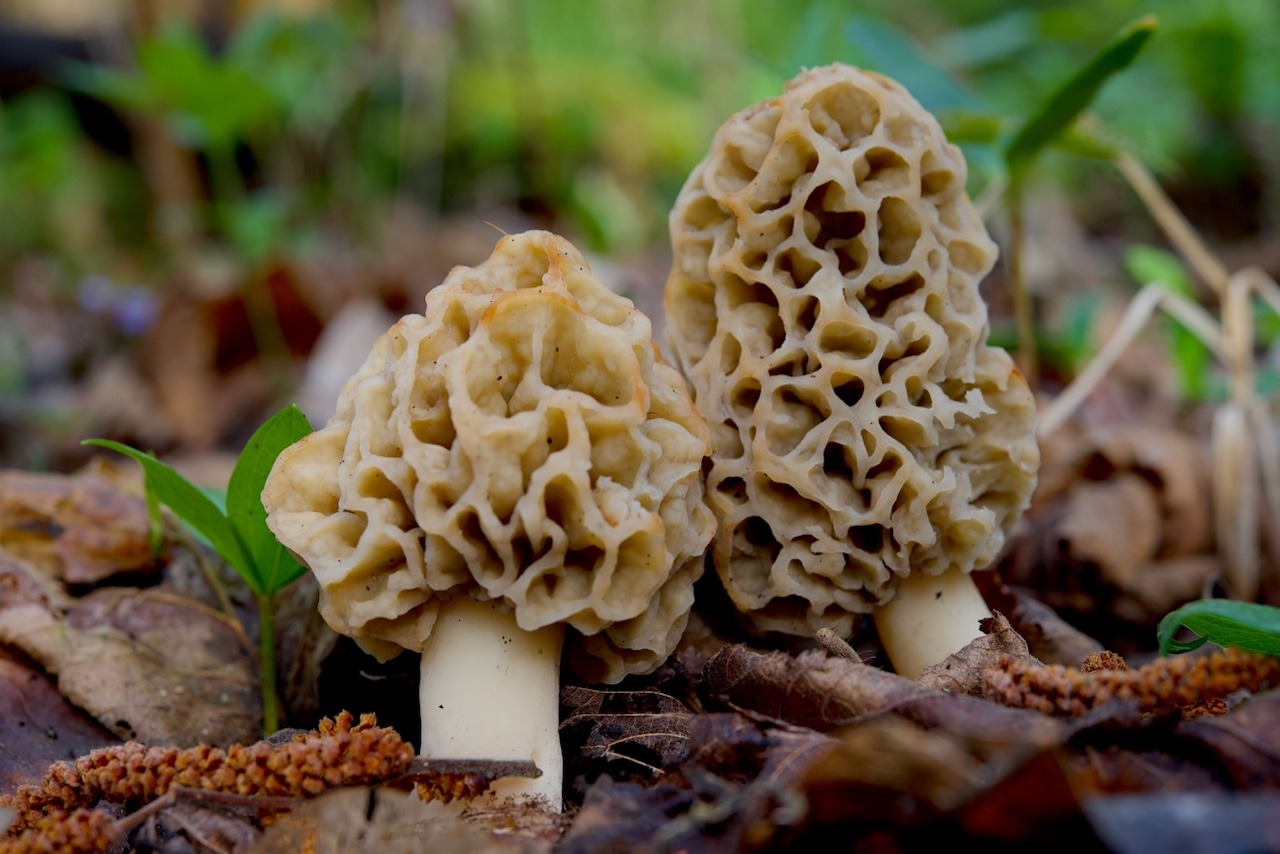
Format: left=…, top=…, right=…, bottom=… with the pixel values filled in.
left=84, top=405, right=312, bottom=735
left=1001, top=15, right=1158, bottom=383
left=1158, top=600, right=1280, bottom=657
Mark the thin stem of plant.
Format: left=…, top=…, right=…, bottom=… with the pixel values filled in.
left=1007, top=187, right=1039, bottom=388
left=1114, top=151, right=1230, bottom=297
left=257, top=591, right=281, bottom=736
left=1037, top=283, right=1225, bottom=438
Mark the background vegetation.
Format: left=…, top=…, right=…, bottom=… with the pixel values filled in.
left=1, top=0, right=1277, bottom=464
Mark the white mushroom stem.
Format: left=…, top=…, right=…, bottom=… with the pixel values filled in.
left=871, top=566, right=991, bottom=680
left=418, top=596, right=565, bottom=811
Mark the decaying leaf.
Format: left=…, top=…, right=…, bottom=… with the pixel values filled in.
left=251, top=787, right=512, bottom=854
left=1180, top=689, right=1280, bottom=788
left=701, top=644, right=1063, bottom=749
left=0, top=467, right=154, bottom=586
left=980, top=578, right=1105, bottom=666
left=561, top=688, right=694, bottom=778
left=918, top=612, right=1040, bottom=696
left=273, top=574, right=338, bottom=725
left=1059, top=474, right=1164, bottom=589
left=1007, top=424, right=1219, bottom=630
left=0, top=558, right=259, bottom=745
left=557, top=778, right=703, bottom=854
left=1083, top=792, right=1280, bottom=854
left=137, top=800, right=263, bottom=853
left=0, top=647, right=119, bottom=792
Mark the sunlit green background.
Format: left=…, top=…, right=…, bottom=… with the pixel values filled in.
left=0, top=0, right=1276, bottom=464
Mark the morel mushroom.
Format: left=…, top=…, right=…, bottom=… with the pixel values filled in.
left=263, top=231, right=715, bottom=810
left=664, top=64, right=1039, bottom=678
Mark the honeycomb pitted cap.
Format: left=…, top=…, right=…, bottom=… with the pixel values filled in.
left=664, top=64, right=1039, bottom=636
left=264, top=231, right=715, bottom=683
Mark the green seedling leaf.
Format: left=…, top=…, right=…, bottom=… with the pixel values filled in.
left=82, top=439, right=254, bottom=581
left=145, top=487, right=163, bottom=558
left=226, top=405, right=312, bottom=594
left=1004, top=15, right=1157, bottom=184
left=845, top=17, right=981, bottom=113
left=1158, top=600, right=1280, bottom=657
left=177, top=486, right=227, bottom=551
left=938, top=110, right=1004, bottom=145
left=1124, top=245, right=1211, bottom=399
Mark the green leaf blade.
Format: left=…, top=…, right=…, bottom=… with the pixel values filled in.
left=1004, top=15, right=1157, bottom=181
left=1157, top=600, right=1280, bottom=657
left=226, top=405, right=313, bottom=595
left=82, top=439, right=256, bottom=586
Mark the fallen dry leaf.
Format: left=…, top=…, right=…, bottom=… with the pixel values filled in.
left=1083, top=792, right=1280, bottom=854
left=980, top=578, right=1105, bottom=666
left=0, top=467, right=154, bottom=586
left=701, top=644, right=1063, bottom=750
left=918, top=612, right=1039, bottom=696
left=0, top=647, right=119, bottom=792
left=251, top=787, right=519, bottom=853
left=1180, top=689, right=1280, bottom=788
left=557, top=778, right=700, bottom=854
left=1058, top=474, right=1163, bottom=590
left=0, top=558, right=259, bottom=746
left=560, top=688, right=693, bottom=779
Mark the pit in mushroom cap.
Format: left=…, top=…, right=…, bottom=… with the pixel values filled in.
left=664, top=63, right=1039, bottom=638
left=263, top=230, right=716, bottom=685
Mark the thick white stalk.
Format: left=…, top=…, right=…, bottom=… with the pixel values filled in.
left=872, top=567, right=991, bottom=680
left=418, top=596, right=565, bottom=811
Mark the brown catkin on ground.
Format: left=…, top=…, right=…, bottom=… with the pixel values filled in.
left=1, top=712, right=412, bottom=837
left=985, top=647, right=1280, bottom=717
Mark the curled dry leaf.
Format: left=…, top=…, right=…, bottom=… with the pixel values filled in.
left=979, top=578, right=1105, bottom=666
left=0, top=468, right=154, bottom=586
left=0, top=558, right=259, bottom=746
left=701, top=643, right=1062, bottom=750
left=917, top=612, right=1040, bottom=696
left=1008, top=424, right=1219, bottom=628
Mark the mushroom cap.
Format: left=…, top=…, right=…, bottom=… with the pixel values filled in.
left=264, top=231, right=715, bottom=683
left=664, top=63, right=1039, bottom=636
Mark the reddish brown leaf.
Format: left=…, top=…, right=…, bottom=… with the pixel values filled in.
left=0, top=647, right=118, bottom=792
left=1180, top=689, right=1280, bottom=788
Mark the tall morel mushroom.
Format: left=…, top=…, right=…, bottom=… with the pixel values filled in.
left=262, top=231, right=715, bottom=810
left=664, top=64, right=1040, bottom=678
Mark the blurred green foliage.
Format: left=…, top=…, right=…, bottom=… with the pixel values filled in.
left=0, top=0, right=1276, bottom=268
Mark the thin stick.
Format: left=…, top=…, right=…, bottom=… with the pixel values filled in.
left=1114, top=151, right=1230, bottom=298
left=1037, top=284, right=1224, bottom=438
left=1007, top=189, right=1040, bottom=388
left=815, top=628, right=863, bottom=662
left=257, top=592, right=281, bottom=736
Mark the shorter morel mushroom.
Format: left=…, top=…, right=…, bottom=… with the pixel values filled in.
left=664, top=64, right=1039, bottom=678
left=262, top=231, right=715, bottom=810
